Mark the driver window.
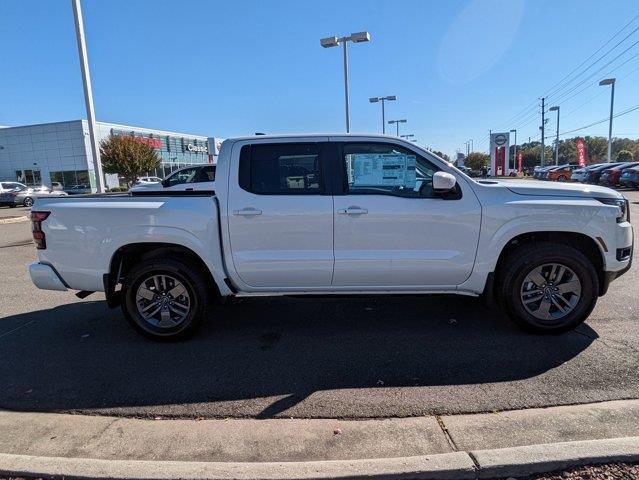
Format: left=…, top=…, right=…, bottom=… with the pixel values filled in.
left=343, top=143, right=439, bottom=198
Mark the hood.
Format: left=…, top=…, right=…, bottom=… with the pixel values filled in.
left=492, top=180, right=622, bottom=199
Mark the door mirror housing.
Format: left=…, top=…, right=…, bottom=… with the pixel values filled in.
left=432, top=171, right=457, bottom=192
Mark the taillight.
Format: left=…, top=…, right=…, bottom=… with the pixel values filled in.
left=30, top=211, right=50, bottom=250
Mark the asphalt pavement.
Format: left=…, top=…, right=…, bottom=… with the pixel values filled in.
left=0, top=192, right=637, bottom=420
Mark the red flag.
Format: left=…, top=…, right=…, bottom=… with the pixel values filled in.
left=517, top=151, right=523, bottom=173
left=576, top=138, right=586, bottom=167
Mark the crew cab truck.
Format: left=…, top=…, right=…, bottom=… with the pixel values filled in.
left=29, top=134, right=633, bottom=340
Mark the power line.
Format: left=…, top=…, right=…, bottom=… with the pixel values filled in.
left=558, top=103, right=639, bottom=136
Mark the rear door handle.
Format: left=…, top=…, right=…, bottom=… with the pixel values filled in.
left=337, top=206, right=368, bottom=215
left=233, top=207, right=262, bottom=216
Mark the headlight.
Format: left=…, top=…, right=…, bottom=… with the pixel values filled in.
left=596, top=197, right=630, bottom=223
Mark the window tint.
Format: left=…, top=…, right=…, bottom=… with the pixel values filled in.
left=240, top=144, right=322, bottom=194
left=343, top=143, right=439, bottom=198
left=165, top=167, right=198, bottom=187
left=199, top=166, right=216, bottom=182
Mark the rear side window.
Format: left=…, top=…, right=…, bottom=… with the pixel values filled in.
left=199, top=166, right=216, bottom=182
left=239, top=144, right=322, bottom=195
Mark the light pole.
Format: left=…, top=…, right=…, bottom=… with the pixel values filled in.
left=388, top=119, right=407, bottom=137
left=599, top=78, right=616, bottom=163
left=549, top=107, right=560, bottom=165
left=369, top=96, right=396, bottom=134
left=71, top=0, right=105, bottom=193
left=321, top=32, right=371, bottom=133
left=510, top=129, right=517, bottom=171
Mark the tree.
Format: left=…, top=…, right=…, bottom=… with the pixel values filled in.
left=464, top=152, right=490, bottom=171
left=616, top=149, right=634, bottom=162
left=584, top=136, right=608, bottom=164
left=431, top=150, right=451, bottom=162
left=100, top=136, right=162, bottom=186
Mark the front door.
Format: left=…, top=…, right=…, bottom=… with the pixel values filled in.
left=227, top=141, right=334, bottom=289
left=332, top=141, right=481, bottom=288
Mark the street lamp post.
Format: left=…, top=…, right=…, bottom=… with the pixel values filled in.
left=388, top=119, right=407, bottom=137
left=510, top=129, right=517, bottom=172
left=549, top=107, right=560, bottom=165
left=71, top=0, right=105, bottom=193
left=599, top=78, right=616, bottom=163
left=369, top=95, right=396, bottom=134
left=321, top=32, right=371, bottom=133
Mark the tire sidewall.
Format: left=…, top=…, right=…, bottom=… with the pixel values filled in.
left=122, top=260, right=206, bottom=340
left=502, top=245, right=598, bottom=332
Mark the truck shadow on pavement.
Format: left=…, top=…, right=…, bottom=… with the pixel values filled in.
left=0, top=295, right=597, bottom=418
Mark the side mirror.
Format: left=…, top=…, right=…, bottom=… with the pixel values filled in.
left=433, top=171, right=457, bottom=192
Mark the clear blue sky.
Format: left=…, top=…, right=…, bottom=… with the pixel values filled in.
left=1, top=0, right=638, bottom=158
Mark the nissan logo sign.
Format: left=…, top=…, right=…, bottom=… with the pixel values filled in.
left=186, top=144, right=208, bottom=153
left=494, top=134, right=507, bottom=146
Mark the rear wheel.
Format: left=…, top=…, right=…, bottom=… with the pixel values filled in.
left=498, top=242, right=599, bottom=333
left=121, top=258, right=210, bottom=341
left=557, top=175, right=567, bottom=182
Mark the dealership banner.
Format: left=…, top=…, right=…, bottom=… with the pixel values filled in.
left=517, top=151, right=523, bottom=173
left=490, top=132, right=510, bottom=176
left=576, top=138, right=586, bottom=167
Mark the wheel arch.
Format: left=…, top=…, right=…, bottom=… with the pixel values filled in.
left=105, top=242, right=221, bottom=308
left=493, top=231, right=605, bottom=296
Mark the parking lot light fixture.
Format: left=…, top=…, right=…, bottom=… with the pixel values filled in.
left=510, top=129, right=517, bottom=172
left=369, top=95, right=396, bottom=134
left=549, top=107, right=560, bottom=165
left=599, top=78, right=616, bottom=163
left=320, top=31, right=371, bottom=133
left=388, top=119, right=407, bottom=137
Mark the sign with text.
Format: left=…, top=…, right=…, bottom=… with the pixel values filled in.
left=576, top=138, right=586, bottom=167
left=348, top=153, right=416, bottom=187
left=517, top=151, right=523, bottom=172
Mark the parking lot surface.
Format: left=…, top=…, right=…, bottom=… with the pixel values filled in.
left=0, top=191, right=637, bottom=420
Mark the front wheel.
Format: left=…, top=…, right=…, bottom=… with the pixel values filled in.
left=121, top=258, right=210, bottom=341
left=23, top=197, right=34, bottom=207
left=498, top=242, right=599, bottom=333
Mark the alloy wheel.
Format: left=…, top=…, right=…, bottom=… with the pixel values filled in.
left=520, top=263, right=582, bottom=322
left=135, top=274, right=191, bottom=328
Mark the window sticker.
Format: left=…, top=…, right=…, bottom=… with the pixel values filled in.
left=347, top=153, right=416, bottom=188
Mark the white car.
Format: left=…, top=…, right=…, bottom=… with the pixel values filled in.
left=129, top=166, right=215, bottom=192
left=15, top=187, right=68, bottom=207
left=28, top=134, right=633, bottom=340
left=135, top=176, right=163, bottom=185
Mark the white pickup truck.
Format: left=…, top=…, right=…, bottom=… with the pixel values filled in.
left=29, top=134, right=633, bottom=340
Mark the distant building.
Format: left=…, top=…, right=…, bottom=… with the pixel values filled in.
left=0, top=120, right=218, bottom=191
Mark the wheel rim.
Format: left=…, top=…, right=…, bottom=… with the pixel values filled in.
left=25, top=198, right=33, bottom=206
left=520, top=263, right=582, bottom=322
left=135, top=274, right=191, bottom=328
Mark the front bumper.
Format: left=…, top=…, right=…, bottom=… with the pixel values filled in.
left=29, top=262, right=68, bottom=291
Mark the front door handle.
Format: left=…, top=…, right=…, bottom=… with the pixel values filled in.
left=233, top=207, right=262, bottom=216
left=337, top=206, right=368, bottom=215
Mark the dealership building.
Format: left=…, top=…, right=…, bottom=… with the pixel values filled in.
left=0, top=120, right=218, bottom=190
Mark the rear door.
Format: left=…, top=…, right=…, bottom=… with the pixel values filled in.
left=331, top=140, right=481, bottom=288
left=226, top=140, right=334, bottom=289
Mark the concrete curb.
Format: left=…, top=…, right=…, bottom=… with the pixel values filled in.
left=0, top=215, right=29, bottom=224
left=0, top=437, right=637, bottom=480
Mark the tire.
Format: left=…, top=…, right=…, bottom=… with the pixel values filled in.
left=557, top=175, right=567, bottom=182
left=23, top=197, right=34, bottom=207
left=498, top=242, right=599, bottom=333
left=121, top=258, right=210, bottom=341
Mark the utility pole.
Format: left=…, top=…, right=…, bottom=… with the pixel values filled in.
left=540, top=97, right=546, bottom=167
left=72, top=0, right=105, bottom=193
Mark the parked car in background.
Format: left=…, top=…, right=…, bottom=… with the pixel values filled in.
left=533, top=166, right=554, bottom=179
left=64, top=184, right=92, bottom=195
left=571, top=164, right=598, bottom=182
left=51, top=182, right=64, bottom=191
left=581, top=162, right=624, bottom=184
left=599, top=162, right=639, bottom=187
left=129, top=165, right=216, bottom=192
left=547, top=164, right=579, bottom=182
left=134, top=176, right=163, bottom=186
left=620, top=166, right=639, bottom=188
left=14, top=187, right=68, bottom=207
left=0, top=182, right=28, bottom=207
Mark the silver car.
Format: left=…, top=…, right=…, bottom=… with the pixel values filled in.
left=14, top=186, right=68, bottom=207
